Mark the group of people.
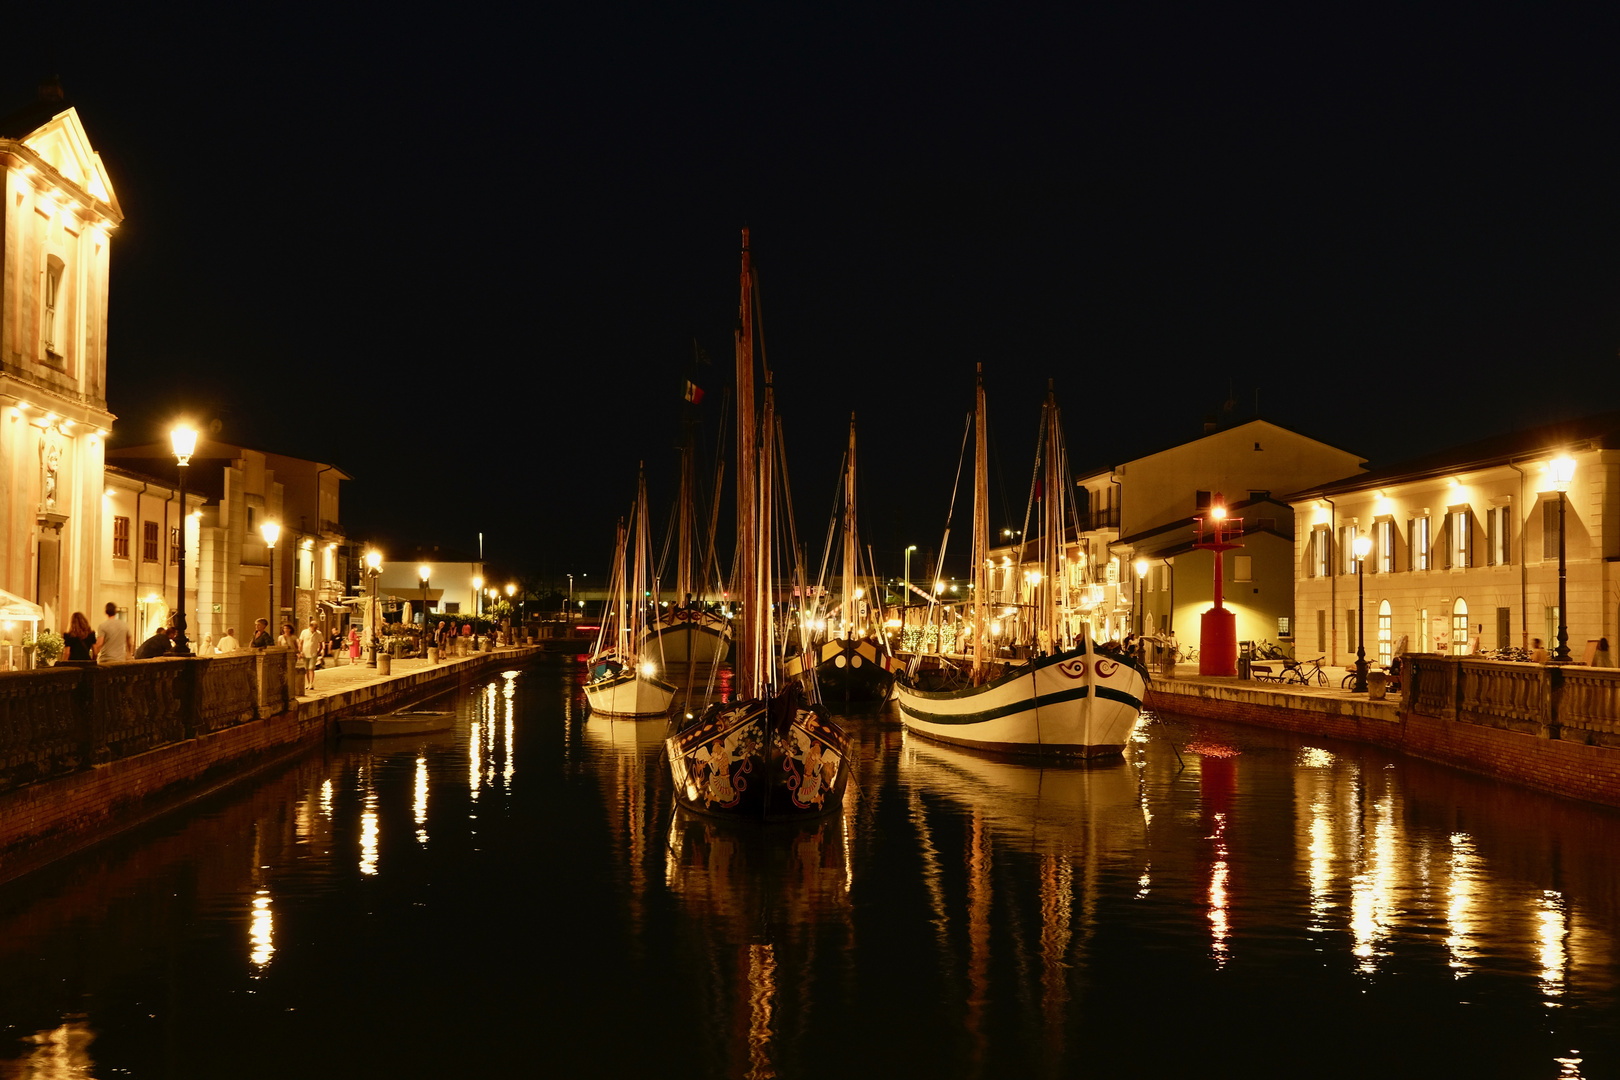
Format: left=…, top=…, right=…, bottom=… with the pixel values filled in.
left=59, top=604, right=350, bottom=693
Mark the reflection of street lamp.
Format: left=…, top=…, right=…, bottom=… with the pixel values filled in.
left=1352, top=534, right=1372, bottom=692
left=365, top=550, right=382, bottom=667
left=1552, top=455, right=1576, bottom=662
left=170, top=424, right=197, bottom=655
left=260, top=521, right=280, bottom=628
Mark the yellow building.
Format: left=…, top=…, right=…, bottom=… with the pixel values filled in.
left=0, top=82, right=121, bottom=630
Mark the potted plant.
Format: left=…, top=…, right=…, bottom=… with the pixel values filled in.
left=25, top=630, right=64, bottom=667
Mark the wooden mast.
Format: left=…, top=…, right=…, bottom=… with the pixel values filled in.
left=631, top=464, right=648, bottom=663
left=972, top=365, right=991, bottom=683
left=843, top=413, right=858, bottom=639
left=1042, top=380, right=1061, bottom=651
left=734, top=229, right=760, bottom=699
left=613, top=516, right=629, bottom=660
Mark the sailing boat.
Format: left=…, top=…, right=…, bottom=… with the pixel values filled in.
left=666, top=229, right=852, bottom=821
left=584, top=466, right=677, bottom=718
left=643, top=344, right=732, bottom=666
left=893, top=368, right=1149, bottom=757
left=785, top=413, right=898, bottom=703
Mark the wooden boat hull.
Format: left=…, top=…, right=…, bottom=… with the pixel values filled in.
left=666, top=691, right=851, bottom=821
left=585, top=669, right=677, bottom=718
left=642, top=609, right=732, bottom=664
left=337, top=709, right=456, bottom=738
left=785, top=637, right=898, bottom=703
left=894, top=646, right=1147, bottom=757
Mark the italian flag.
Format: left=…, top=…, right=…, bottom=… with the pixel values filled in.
left=683, top=380, right=704, bottom=403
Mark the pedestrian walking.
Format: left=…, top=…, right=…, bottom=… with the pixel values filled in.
left=62, top=612, right=95, bottom=663
left=349, top=627, right=361, bottom=663
left=216, top=627, right=240, bottom=653
left=94, top=601, right=133, bottom=663
left=278, top=622, right=297, bottom=649
left=298, top=618, right=321, bottom=692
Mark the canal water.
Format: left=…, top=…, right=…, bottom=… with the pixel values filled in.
left=1, top=655, right=1616, bottom=1079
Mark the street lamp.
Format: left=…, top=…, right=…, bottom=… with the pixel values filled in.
left=260, top=521, right=280, bottom=629
left=1352, top=534, right=1372, bottom=692
left=567, top=573, right=575, bottom=628
left=1552, top=454, right=1576, bottom=662
left=365, top=550, right=382, bottom=667
left=419, top=564, right=431, bottom=641
left=170, top=424, right=197, bottom=655
left=472, top=574, right=483, bottom=616
left=1134, top=558, right=1149, bottom=637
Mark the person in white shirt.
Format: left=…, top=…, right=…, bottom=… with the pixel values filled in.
left=298, top=618, right=321, bottom=692
left=94, top=601, right=133, bottom=663
left=216, top=628, right=240, bottom=653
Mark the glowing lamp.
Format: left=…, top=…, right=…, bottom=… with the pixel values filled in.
left=365, top=550, right=382, bottom=572
left=1353, top=535, right=1372, bottom=561
left=418, top=565, right=431, bottom=581
left=1135, top=559, right=1149, bottom=579
left=170, top=424, right=198, bottom=466
left=260, top=522, right=280, bottom=547
left=1551, top=455, right=1576, bottom=492
left=639, top=661, right=656, bottom=677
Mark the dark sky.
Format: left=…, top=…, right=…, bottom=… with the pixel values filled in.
left=10, top=2, right=1620, bottom=581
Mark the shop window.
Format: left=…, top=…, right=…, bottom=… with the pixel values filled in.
left=1452, top=597, right=1470, bottom=655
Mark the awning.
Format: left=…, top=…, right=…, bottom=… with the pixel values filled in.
left=0, top=589, right=45, bottom=623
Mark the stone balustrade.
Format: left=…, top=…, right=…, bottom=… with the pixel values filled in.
left=1404, top=654, right=1620, bottom=746
left=0, top=647, right=299, bottom=793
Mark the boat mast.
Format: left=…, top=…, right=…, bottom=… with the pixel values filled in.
left=972, top=365, right=991, bottom=683
left=735, top=229, right=761, bottom=699
left=613, top=516, right=629, bottom=660
left=631, top=464, right=648, bottom=663
left=843, top=413, right=858, bottom=639
left=1042, top=380, right=1061, bottom=651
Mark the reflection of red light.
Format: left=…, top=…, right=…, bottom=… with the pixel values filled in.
left=1200, top=753, right=1237, bottom=817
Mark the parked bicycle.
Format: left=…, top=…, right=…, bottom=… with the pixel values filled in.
left=1285, top=656, right=1328, bottom=686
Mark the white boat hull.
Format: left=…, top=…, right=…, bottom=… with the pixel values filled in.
left=585, top=670, right=677, bottom=718
left=894, top=645, right=1147, bottom=757
left=642, top=610, right=732, bottom=664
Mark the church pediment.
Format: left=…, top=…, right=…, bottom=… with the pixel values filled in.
left=18, top=107, right=121, bottom=217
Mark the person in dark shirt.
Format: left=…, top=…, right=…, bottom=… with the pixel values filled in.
left=249, top=618, right=273, bottom=648
left=135, top=627, right=175, bottom=659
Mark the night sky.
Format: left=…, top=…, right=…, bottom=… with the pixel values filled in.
left=10, top=2, right=1620, bottom=582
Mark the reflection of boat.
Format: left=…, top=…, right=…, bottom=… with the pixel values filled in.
left=666, top=230, right=851, bottom=822
left=586, top=467, right=678, bottom=718
left=786, top=413, right=898, bottom=705
left=581, top=713, right=671, bottom=753
left=894, top=369, right=1148, bottom=756
left=897, top=732, right=1144, bottom=853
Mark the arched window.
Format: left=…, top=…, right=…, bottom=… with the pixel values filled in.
left=1378, top=600, right=1392, bottom=665
left=1452, top=597, right=1470, bottom=656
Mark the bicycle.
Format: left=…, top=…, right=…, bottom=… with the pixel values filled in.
left=1284, top=656, right=1328, bottom=686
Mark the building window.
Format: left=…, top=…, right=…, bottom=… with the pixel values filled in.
left=1542, top=499, right=1560, bottom=561
left=1452, top=597, right=1470, bottom=655
left=1487, top=504, right=1511, bottom=566
left=1310, top=527, right=1330, bottom=578
left=1378, top=600, right=1392, bottom=665
left=1377, top=520, right=1394, bottom=574
left=42, top=256, right=63, bottom=354
left=1340, top=524, right=1359, bottom=575
left=1233, top=555, right=1252, bottom=582
left=170, top=527, right=180, bottom=563
left=143, top=520, right=159, bottom=562
left=1195, top=491, right=1211, bottom=511
left=1411, top=516, right=1431, bottom=571
left=113, top=516, right=130, bottom=560
left=1447, top=509, right=1472, bottom=569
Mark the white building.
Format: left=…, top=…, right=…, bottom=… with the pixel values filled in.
left=0, top=83, right=121, bottom=631
left=1288, top=412, right=1620, bottom=668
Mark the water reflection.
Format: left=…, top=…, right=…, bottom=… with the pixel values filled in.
left=249, top=888, right=274, bottom=969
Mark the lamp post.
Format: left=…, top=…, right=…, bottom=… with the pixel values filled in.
left=1552, top=455, right=1576, bottom=662
left=170, top=425, right=197, bottom=655
left=567, top=573, right=575, bottom=629
left=1352, top=534, right=1372, bottom=692
left=419, top=565, right=431, bottom=642
left=365, top=550, right=382, bottom=667
left=472, top=574, right=483, bottom=617
left=260, top=521, right=280, bottom=629
left=1134, top=558, right=1149, bottom=637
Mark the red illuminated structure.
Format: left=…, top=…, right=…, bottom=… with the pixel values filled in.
left=1193, top=494, right=1242, bottom=677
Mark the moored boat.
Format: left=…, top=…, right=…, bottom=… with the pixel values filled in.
left=893, top=368, right=1148, bottom=757
left=585, top=467, right=677, bottom=719
left=665, top=228, right=851, bottom=821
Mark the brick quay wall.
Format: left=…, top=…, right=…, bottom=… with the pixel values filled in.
left=0, top=645, right=542, bottom=885
left=1148, top=655, right=1620, bottom=809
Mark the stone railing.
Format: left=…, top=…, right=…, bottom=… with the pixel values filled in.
left=0, top=647, right=300, bottom=793
left=1404, top=654, right=1620, bottom=746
